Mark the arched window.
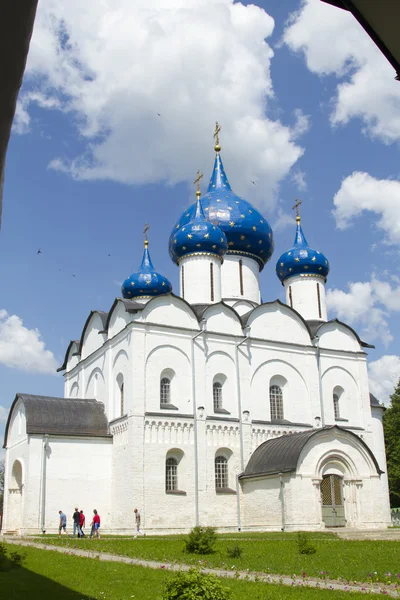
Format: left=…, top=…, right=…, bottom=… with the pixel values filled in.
left=166, top=457, right=178, bottom=492
left=120, top=382, right=125, bottom=416
left=215, top=456, right=228, bottom=489
left=270, top=385, right=284, bottom=421
left=160, top=377, right=171, bottom=406
left=333, top=393, right=340, bottom=419
left=213, top=382, right=223, bottom=411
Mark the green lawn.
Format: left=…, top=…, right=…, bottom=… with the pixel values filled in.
left=30, top=532, right=400, bottom=583
left=0, top=544, right=389, bottom=600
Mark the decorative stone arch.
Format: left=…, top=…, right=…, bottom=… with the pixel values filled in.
left=85, top=367, right=105, bottom=402
left=7, top=458, right=24, bottom=532
left=70, top=382, right=79, bottom=398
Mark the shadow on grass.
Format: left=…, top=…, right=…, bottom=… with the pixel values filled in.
left=1, top=556, right=92, bottom=599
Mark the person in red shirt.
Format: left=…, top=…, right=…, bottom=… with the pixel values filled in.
left=90, top=509, right=100, bottom=539
left=79, top=510, right=86, bottom=538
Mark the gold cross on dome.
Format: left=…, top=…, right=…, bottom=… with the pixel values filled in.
left=143, top=223, right=150, bottom=244
left=292, top=198, right=303, bottom=220
left=214, top=121, right=221, bottom=151
left=193, top=170, right=203, bottom=197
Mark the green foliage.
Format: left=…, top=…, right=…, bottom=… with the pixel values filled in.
left=162, top=568, right=232, bottom=600
left=226, top=544, right=243, bottom=559
left=383, top=378, right=400, bottom=507
left=183, top=526, right=217, bottom=555
left=0, top=542, right=26, bottom=571
left=296, top=532, right=316, bottom=555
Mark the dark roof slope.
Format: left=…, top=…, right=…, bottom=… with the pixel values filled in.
left=370, top=392, right=384, bottom=408
left=306, top=319, right=374, bottom=349
left=240, top=425, right=382, bottom=479
left=3, top=393, right=111, bottom=447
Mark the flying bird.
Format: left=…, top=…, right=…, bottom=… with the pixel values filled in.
left=72, top=274, right=76, bottom=278
left=251, top=181, right=256, bottom=186
left=157, top=113, right=161, bottom=117
left=37, top=249, right=42, bottom=254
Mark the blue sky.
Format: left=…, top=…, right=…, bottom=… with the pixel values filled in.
left=1, top=0, right=400, bottom=445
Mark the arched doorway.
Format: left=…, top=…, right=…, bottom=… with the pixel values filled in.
left=321, top=474, right=345, bottom=527
left=8, top=460, right=23, bottom=531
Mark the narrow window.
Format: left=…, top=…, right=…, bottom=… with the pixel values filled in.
left=213, top=382, right=223, bottom=411
left=239, top=259, right=244, bottom=296
left=270, top=385, right=284, bottom=420
left=120, top=382, right=124, bottom=416
left=181, top=265, right=185, bottom=300
left=333, top=393, right=340, bottom=419
left=289, top=286, right=293, bottom=308
left=210, top=262, right=214, bottom=301
left=215, top=456, right=228, bottom=489
left=160, top=377, right=171, bottom=406
left=317, top=282, right=322, bottom=319
left=166, top=457, right=178, bottom=492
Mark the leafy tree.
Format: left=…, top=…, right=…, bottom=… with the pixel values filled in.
left=383, top=378, right=400, bottom=507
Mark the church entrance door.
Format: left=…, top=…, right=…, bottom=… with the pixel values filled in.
left=321, top=474, right=345, bottom=527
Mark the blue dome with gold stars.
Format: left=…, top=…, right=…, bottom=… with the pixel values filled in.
left=122, top=240, right=172, bottom=299
left=170, top=192, right=228, bottom=264
left=276, top=217, right=330, bottom=284
left=169, top=149, right=274, bottom=271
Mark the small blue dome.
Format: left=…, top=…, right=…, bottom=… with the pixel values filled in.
left=170, top=195, right=228, bottom=264
left=169, top=152, right=274, bottom=270
left=276, top=218, right=330, bottom=284
left=122, top=241, right=172, bottom=299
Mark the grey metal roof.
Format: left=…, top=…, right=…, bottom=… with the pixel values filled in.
left=306, top=319, right=374, bottom=349
left=3, top=393, right=111, bottom=447
left=370, top=392, right=383, bottom=408
left=240, top=425, right=382, bottom=479
left=0, top=1, right=38, bottom=227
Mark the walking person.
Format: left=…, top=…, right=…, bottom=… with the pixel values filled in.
left=79, top=509, right=86, bottom=538
left=90, top=509, right=101, bottom=539
left=58, top=510, right=69, bottom=536
left=72, top=507, right=81, bottom=538
left=133, top=508, right=145, bottom=538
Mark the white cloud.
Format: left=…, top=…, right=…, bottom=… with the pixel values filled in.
left=0, top=310, right=58, bottom=374
left=332, top=172, right=400, bottom=246
left=368, top=355, right=400, bottom=406
left=16, top=0, right=306, bottom=210
left=291, top=169, right=307, bottom=191
left=283, top=0, right=400, bottom=143
left=326, top=275, right=400, bottom=345
left=273, top=208, right=294, bottom=233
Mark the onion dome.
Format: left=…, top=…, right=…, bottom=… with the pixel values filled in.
left=276, top=215, right=330, bottom=284
left=122, top=237, right=172, bottom=300
left=169, top=124, right=274, bottom=270
left=169, top=173, right=228, bottom=264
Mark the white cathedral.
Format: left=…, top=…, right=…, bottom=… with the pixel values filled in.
left=2, top=130, right=391, bottom=534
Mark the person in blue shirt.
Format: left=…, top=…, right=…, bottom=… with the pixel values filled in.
left=58, top=510, right=69, bottom=536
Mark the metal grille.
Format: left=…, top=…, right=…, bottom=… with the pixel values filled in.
left=160, top=378, right=170, bottom=405
left=120, top=382, right=124, bottom=416
left=215, top=456, right=228, bottom=489
left=333, top=394, right=340, bottom=419
left=270, top=385, right=284, bottom=420
left=166, top=457, right=178, bottom=491
left=321, top=476, right=332, bottom=505
left=321, top=475, right=343, bottom=506
left=213, top=382, right=223, bottom=411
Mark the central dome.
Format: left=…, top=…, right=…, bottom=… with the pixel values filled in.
left=169, top=152, right=274, bottom=270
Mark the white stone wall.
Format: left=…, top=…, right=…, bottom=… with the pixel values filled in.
left=284, top=275, right=327, bottom=321
left=179, top=254, right=222, bottom=304
left=221, top=255, right=261, bottom=304
left=4, top=292, right=389, bottom=535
